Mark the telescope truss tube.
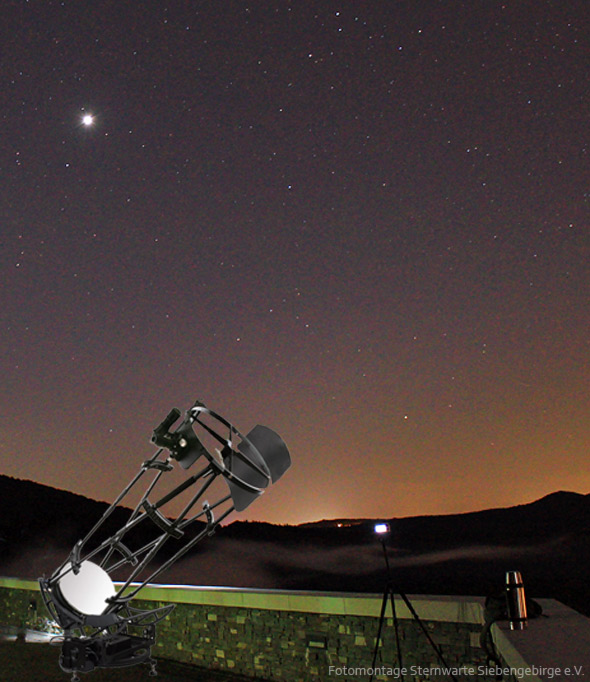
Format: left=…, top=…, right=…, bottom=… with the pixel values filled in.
left=39, top=400, right=291, bottom=680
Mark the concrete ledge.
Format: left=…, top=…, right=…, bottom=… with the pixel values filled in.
left=138, top=583, right=487, bottom=623
left=0, top=577, right=40, bottom=591
left=0, top=575, right=485, bottom=623
left=491, top=599, right=590, bottom=682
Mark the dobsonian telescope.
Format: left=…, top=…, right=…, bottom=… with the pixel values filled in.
left=39, top=400, right=291, bottom=681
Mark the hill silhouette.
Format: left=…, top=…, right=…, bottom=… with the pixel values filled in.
left=0, top=475, right=588, bottom=616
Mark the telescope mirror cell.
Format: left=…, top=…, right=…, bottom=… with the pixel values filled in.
left=58, top=560, right=116, bottom=616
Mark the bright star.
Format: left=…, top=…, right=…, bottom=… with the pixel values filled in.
left=82, top=114, right=94, bottom=126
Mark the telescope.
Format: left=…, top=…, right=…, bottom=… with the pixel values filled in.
left=39, top=400, right=291, bottom=680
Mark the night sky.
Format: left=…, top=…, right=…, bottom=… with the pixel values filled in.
left=1, top=1, right=588, bottom=526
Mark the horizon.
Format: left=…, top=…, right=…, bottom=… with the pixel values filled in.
left=1, top=471, right=585, bottom=527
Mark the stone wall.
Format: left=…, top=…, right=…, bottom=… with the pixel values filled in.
left=0, top=578, right=508, bottom=682
left=0, top=579, right=48, bottom=634
left=139, top=597, right=489, bottom=681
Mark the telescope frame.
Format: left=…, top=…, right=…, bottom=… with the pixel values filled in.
left=38, top=400, right=289, bottom=680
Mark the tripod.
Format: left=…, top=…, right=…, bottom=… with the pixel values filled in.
left=371, top=540, right=402, bottom=679
left=370, top=536, right=458, bottom=682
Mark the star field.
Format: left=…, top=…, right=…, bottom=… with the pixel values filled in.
left=1, top=1, right=589, bottom=525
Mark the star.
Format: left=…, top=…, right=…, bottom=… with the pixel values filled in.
left=82, top=114, right=94, bottom=126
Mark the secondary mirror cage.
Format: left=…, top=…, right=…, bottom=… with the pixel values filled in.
left=38, top=400, right=290, bottom=677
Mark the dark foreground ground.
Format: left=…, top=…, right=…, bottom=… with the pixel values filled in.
left=0, top=639, right=262, bottom=682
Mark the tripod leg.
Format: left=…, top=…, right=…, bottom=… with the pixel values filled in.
left=371, top=587, right=390, bottom=670
left=397, top=591, right=458, bottom=682
left=371, top=584, right=404, bottom=682
left=389, top=587, right=404, bottom=675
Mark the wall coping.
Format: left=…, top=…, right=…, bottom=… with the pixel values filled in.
left=491, top=599, right=590, bottom=682
left=0, top=575, right=484, bottom=623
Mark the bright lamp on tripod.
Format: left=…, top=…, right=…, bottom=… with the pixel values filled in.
left=39, top=400, right=291, bottom=681
left=374, top=522, right=390, bottom=535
